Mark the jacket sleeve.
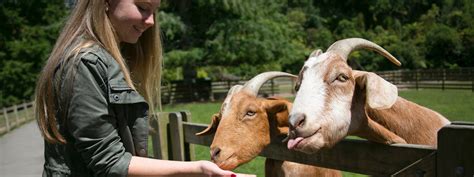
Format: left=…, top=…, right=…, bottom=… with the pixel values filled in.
left=66, top=53, right=132, bottom=177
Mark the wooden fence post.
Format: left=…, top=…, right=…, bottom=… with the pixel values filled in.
left=3, top=108, right=10, bottom=132
left=22, top=102, right=28, bottom=122
left=415, top=69, right=419, bottom=90
left=291, top=78, right=295, bottom=95
left=437, top=122, right=474, bottom=177
left=442, top=69, right=446, bottom=90
left=149, top=113, right=171, bottom=160
left=169, top=112, right=186, bottom=161
left=13, top=104, right=20, bottom=126
left=271, top=79, right=275, bottom=96
left=179, top=111, right=195, bottom=161
left=168, top=111, right=195, bottom=161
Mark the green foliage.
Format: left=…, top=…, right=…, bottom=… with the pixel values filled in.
left=1, top=0, right=474, bottom=106
left=0, top=0, right=67, bottom=107
left=425, top=24, right=463, bottom=68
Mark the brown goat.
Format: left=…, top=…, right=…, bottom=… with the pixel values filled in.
left=286, top=38, right=451, bottom=154
left=197, top=72, right=341, bottom=177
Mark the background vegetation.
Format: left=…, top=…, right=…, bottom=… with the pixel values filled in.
left=1, top=0, right=473, bottom=107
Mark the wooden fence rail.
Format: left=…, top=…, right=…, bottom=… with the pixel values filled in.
left=149, top=112, right=474, bottom=177
left=0, top=101, right=34, bottom=135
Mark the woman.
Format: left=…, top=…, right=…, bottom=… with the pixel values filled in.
left=35, top=0, right=236, bottom=176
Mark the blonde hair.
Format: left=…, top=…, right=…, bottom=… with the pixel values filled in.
left=35, top=0, right=162, bottom=144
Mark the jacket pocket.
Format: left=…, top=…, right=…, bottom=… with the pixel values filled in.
left=108, top=80, right=146, bottom=104
left=108, top=79, right=149, bottom=157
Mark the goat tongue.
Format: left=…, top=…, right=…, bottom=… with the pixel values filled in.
left=287, top=137, right=304, bottom=150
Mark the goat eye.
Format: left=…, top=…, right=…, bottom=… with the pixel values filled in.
left=245, top=111, right=256, bottom=117
left=336, top=74, right=349, bottom=82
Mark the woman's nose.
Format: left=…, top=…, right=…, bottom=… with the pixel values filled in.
left=144, top=14, right=154, bottom=28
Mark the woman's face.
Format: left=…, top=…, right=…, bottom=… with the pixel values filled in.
left=107, top=0, right=160, bottom=43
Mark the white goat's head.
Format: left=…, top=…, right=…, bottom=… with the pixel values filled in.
left=287, top=38, right=401, bottom=154
left=196, top=71, right=296, bottom=170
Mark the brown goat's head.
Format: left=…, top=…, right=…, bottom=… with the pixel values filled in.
left=196, top=71, right=296, bottom=170
left=287, top=38, right=401, bottom=154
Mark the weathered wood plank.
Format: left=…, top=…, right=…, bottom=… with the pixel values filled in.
left=392, top=151, right=436, bottom=177
left=149, top=112, right=171, bottom=160
left=183, top=122, right=436, bottom=176
left=437, top=122, right=474, bottom=177
left=179, top=111, right=195, bottom=161
left=3, top=108, right=10, bottom=132
left=22, top=102, right=28, bottom=122
left=13, top=104, right=20, bottom=126
left=169, top=112, right=186, bottom=161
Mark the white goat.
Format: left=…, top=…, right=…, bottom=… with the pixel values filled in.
left=286, top=38, right=451, bottom=154
left=197, top=71, right=341, bottom=177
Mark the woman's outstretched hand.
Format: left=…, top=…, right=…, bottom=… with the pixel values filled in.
left=197, top=160, right=235, bottom=176
left=197, top=160, right=256, bottom=177
left=128, top=157, right=256, bottom=177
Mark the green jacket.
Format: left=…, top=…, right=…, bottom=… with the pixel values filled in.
left=43, top=44, right=149, bottom=177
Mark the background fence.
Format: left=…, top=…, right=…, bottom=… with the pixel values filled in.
left=0, top=101, right=34, bottom=135
left=161, top=68, right=474, bottom=104
left=148, top=111, right=474, bottom=177
left=377, top=67, right=474, bottom=91
left=161, top=77, right=296, bottom=104
left=1, top=68, right=473, bottom=135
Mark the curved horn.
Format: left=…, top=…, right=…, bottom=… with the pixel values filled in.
left=242, top=71, right=297, bottom=96
left=326, top=38, right=401, bottom=66
left=227, top=85, right=243, bottom=96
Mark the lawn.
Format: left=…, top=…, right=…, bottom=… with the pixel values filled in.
left=161, top=89, right=474, bottom=177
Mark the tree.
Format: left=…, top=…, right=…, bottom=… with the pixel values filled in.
left=0, top=0, right=67, bottom=107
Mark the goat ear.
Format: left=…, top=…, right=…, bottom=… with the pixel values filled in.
left=264, top=98, right=292, bottom=134
left=309, top=49, right=323, bottom=58
left=195, top=113, right=220, bottom=136
left=353, top=70, right=398, bottom=109
left=264, top=97, right=291, bottom=114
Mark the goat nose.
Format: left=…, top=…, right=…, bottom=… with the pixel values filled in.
left=290, top=113, right=306, bottom=129
left=210, top=147, right=221, bottom=161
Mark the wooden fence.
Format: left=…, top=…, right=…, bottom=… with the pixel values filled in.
left=0, top=101, right=35, bottom=135
left=148, top=112, right=474, bottom=177
left=161, top=78, right=296, bottom=104
left=160, top=68, right=474, bottom=104
left=377, top=68, right=474, bottom=91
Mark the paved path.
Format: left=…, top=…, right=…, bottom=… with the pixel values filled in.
left=0, top=121, right=44, bottom=177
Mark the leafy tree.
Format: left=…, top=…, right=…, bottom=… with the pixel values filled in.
left=0, top=0, right=67, bottom=107
left=2, top=0, right=474, bottom=106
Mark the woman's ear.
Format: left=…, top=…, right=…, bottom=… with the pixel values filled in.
left=105, top=0, right=110, bottom=12
left=353, top=70, right=398, bottom=109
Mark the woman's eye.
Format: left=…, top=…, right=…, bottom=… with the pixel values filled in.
left=336, top=74, right=349, bottom=82
left=245, top=111, right=256, bottom=117
left=137, top=5, right=147, bottom=11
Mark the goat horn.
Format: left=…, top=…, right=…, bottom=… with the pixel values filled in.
left=227, top=85, right=243, bottom=96
left=326, top=38, right=401, bottom=66
left=243, top=71, right=297, bottom=96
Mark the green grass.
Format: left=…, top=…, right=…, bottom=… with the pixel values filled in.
left=161, top=89, right=474, bottom=177
left=398, top=89, right=474, bottom=122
